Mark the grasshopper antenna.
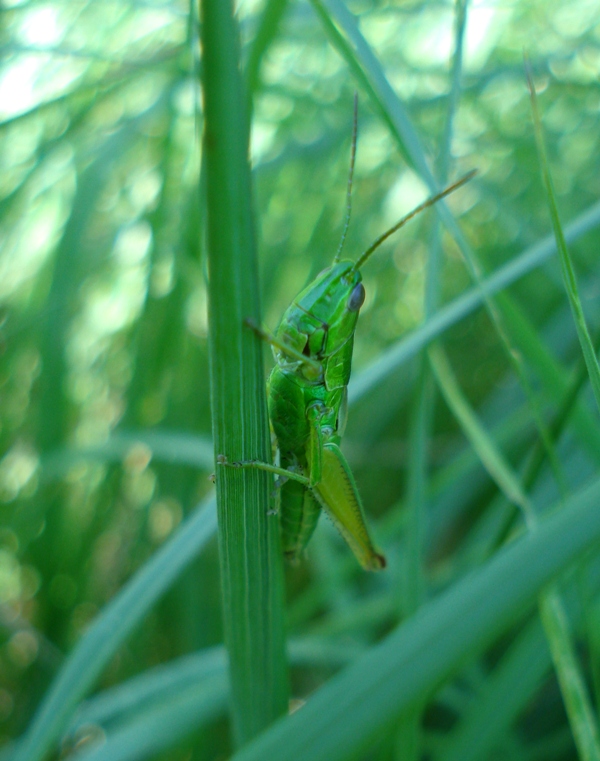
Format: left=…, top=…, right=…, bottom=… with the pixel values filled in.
left=352, top=169, right=477, bottom=272
left=333, top=93, right=358, bottom=264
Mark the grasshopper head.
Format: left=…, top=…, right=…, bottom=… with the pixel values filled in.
left=296, top=260, right=365, bottom=326
left=274, top=261, right=365, bottom=379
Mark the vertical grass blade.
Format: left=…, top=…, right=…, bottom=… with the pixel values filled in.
left=538, top=590, right=600, bottom=761
left=397, top=4, right=469, bottom=758
left=245, top=0, right=290, bottom=98
left=526, top=64, right=600, bottom=416
left=524, top=66, right=600, bottom=760
left=200, top=0, right=289, bottom=745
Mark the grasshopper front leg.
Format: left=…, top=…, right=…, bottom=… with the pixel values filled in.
left=245, top=318, right=322, bottom=378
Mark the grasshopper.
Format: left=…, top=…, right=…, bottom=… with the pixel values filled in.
left=219, top=106, right=475, bottom=570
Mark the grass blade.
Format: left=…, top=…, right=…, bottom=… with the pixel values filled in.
left=398, top=2, right=469, bottom=757
left=230, top=474, right=600, bottom=761
left=349, top=199, right=600, bottom=403
left=41, top=430, right=215, bottom=480
left=245, top=0, right=290, bottom=98
left=429, top=345, right=600, bottom=761
left=538, top=590, right=600, bottom=761
left=527, top=64, right=600, bottom=416
left=60, top=637, right=363, bottom=761
left=71, top=677, right=228, bottom=761
left=11, top=498, right=217, bottom=761
left=68, top=647, right=227, bottom=735
left=201, top=0, right=289, bottom=744
left=428, top=345, right=530, bottom=516
left=441, top=618, right=550, bottom=761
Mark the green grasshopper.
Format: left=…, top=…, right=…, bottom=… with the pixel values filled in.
left=219, top=111, right=475, bottom=571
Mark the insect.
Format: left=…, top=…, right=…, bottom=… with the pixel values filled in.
left=219, top=102, right=475, bottom=570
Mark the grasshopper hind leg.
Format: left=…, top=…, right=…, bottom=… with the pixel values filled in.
left=312, top=442, right=386, bottom=571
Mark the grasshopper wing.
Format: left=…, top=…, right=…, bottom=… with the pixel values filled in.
left=312, top=442, right=386, bottom=571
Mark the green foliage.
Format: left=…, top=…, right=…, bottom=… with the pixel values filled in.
left=1, top=0, right=600, bottom=760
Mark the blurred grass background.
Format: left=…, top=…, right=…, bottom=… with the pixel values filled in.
left=2, top=0, right=600, bottom=759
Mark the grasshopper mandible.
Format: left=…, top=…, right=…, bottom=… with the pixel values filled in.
left=219, top=103, right=475, bottom=571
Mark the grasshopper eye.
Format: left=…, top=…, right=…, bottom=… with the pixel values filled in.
left=347, top=283, right=365, bottom=312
